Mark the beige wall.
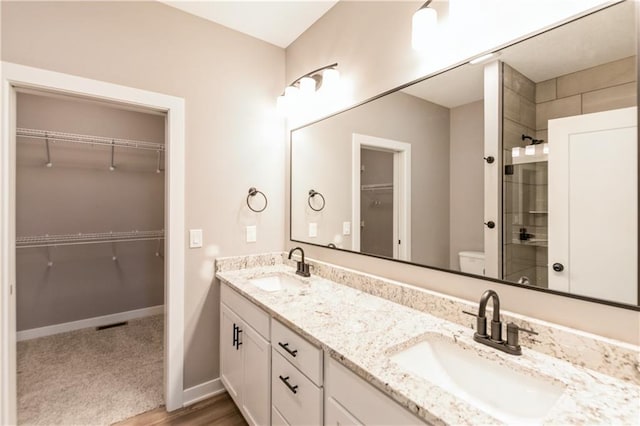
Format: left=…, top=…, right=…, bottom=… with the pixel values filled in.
left=286, top=1, right=640, bottom=344
left=2, top=1, right=285, bottom=387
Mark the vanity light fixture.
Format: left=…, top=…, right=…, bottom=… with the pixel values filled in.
left=412, top=0, right=438, bottom=51
left=276, top=63, right=339, bottom=116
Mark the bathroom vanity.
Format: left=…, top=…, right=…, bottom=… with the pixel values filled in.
left=216, top=253, right=639, bottom=426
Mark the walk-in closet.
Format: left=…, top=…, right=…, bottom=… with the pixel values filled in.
left=15, top=90, right=166, bottom=425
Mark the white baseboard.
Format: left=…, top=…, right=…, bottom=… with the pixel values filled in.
left=183, top=378, right=225, bottom=407
left=17, top=305, right=164, bottom=341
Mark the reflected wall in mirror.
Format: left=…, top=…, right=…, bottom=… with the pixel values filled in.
left=290, top=1, right=638, bottom=308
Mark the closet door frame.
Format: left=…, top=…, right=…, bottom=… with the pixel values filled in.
left=0, top=61, right=186, bottom=423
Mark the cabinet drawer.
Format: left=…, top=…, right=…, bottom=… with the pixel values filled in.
left=272, top=319, right=323, bottom=385
left=325, top=396, right=362, bottom=426
left=221, top=282, right=270, bottom=340
left=272, top=349, right=323, bottom=425
left=325, top=357, right=426, bottom=425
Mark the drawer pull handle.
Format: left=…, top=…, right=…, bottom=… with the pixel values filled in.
left=279, top=375, right=298, bottom=394
left=232, top=323, right=238, bottom=347
left=236, top=327, right=243, bottom=350
left=278, top=342, right=298, bottom=357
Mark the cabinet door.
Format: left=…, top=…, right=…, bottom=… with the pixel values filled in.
left=241, top=325, right=271, bottom=426
left=325, top=396, right=362, bottom=426
left=220, top=304, right=243, bottom=404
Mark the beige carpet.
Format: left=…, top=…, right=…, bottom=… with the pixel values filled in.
left=17, top=314, right=164, bottom=426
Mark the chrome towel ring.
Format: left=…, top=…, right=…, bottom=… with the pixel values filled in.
left=247, top=187, right=268, bottom=212
left=308, top=189, right=325, bottom=212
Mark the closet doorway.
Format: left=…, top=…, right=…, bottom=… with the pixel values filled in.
left=0, top=63, right=186, bottom=425
left=17, top=90, right=167, bottom=424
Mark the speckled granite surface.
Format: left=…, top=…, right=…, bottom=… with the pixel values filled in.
left=215, top=253, right=640, bottom=425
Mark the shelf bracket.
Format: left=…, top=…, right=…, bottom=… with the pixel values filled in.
left=44, top=132, right=52, bottom=168
left=109, top=139, right=116, bottom=171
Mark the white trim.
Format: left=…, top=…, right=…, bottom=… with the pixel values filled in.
left=17, top=305, right=164, bottom=342
left=0, top=62, right=186, bottom=423
left=183, top=378, right=226, bottom=407
left=351, top=133, right=411, bottom=261
left=483, top=60, right=502, bottom=279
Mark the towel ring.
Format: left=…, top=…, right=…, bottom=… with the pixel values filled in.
left=308, top=189, right=325, bottom=212
left=247, top=187, right=268, bottom=212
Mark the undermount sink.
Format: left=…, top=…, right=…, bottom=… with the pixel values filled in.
left=247, top=274, right=306, bottom=292
left=390, top=335, right=566, bottom=424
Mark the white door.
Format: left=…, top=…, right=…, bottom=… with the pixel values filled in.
left=548, top=107, right=637, bottom=305
left=220, top=304, right=243, bottom=404
left=241, top=325, right=271, bottom=426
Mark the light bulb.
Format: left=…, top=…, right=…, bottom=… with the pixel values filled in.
left=299, top=77, right=316, bottom=95
left=525, top=145, right=535, bottom=156
left=543, top=143, right=549, bottom=154
left=322, top=68, right=340, bottom=91
left=412, top=6, right=437, bottom=51
left=276, top=94, right=288, bottom=116
left=284, top=85, right=299, bottom=101
left=512, top=147, right=521, bottom=158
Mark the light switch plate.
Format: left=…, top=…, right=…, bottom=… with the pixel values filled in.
left=246, top=225, right=257, bottom=243
left=189, top=229, right=203, bottom=248
left=342, top=221, right=351, bottom=235
left=308, top=222, right=318, bottom=238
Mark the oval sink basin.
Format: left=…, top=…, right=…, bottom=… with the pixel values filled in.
left=390, top=335, right=565, bottom=424
left=247, top=274, right=305, bottom=292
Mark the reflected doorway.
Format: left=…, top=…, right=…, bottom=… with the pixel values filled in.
left=360, top=148, right=394, bottom=257
left=351, top=133, right=411, bottom=261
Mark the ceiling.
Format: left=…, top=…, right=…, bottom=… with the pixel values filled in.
left=159, top=1, right=339, bottom=48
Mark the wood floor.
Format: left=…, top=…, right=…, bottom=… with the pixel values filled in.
left=114, top=392, right=247, bottom=426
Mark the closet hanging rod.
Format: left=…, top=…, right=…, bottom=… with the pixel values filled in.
left=361, top=183, right=393, bottom=191
left=16, top=128, right=165, bottom=152
left=16, top=230, right=165, bottom=248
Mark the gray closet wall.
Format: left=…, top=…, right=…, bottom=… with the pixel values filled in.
left=16, top=92, right=165, bottom=331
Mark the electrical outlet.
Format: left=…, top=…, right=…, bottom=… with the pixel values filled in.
left=342, top=221, right=351, bottom=235
left=246, top=225, right=257, bottom=243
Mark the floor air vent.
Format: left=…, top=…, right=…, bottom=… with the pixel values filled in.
left=96, top=321, right=128, bottom=331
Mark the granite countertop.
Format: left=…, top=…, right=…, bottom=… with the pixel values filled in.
left=216, top=264, right=640, bottom=425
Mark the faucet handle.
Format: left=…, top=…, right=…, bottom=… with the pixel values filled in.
left=462, top=310, right=488, bottom=337
left=507, top=322, right=538, bottom=335
left=506, top=322, right=538, bottom=350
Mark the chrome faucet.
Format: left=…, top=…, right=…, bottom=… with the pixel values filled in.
left=463, top=289, right=537, bottom=355
left=288, top=247, right=310, bottom=277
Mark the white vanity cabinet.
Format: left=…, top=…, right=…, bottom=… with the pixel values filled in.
left=220, top=283, right=271, bottom=426
left=271, top=319, right=324, bottom=425
left=324, top=357, right=428, bottom=426
left=220, top=282, right=428, bottom=426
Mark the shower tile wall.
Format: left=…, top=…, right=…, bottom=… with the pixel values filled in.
left=534, top=56, right=637, bottom=142
left=502, top=63, right=547, bottom=287
left=502, top=56, right=637, bottom=288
